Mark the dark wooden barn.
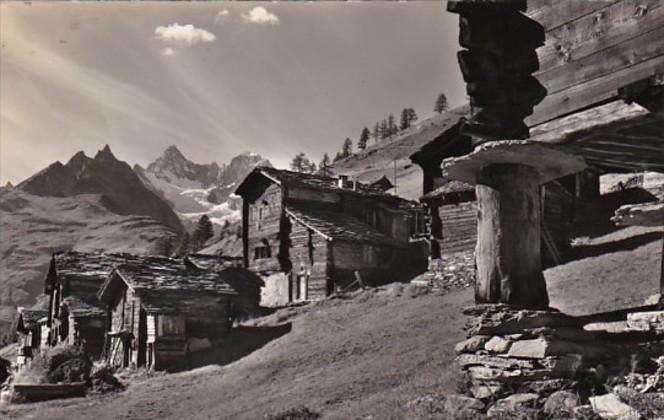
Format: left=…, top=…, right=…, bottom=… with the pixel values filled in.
left=97, top=258, right=237, bottom=370
left=42, top=251, right=139, bottom=358
left=235, top=167, right=428, bottom=307
left=410, top=117, right=602, bottom=266
left=15, top=308, right=48, bottom=368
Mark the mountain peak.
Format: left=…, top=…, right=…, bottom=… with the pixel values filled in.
left=164, top=145, right=186, bottom=160
left=94, top=145, right=117, bottom=162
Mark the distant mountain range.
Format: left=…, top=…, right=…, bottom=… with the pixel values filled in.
left=18, top=145, right=183, bottom=233
left=134, top=145, right=270, bottom=231
left=0, top=144, right=268, bottom=331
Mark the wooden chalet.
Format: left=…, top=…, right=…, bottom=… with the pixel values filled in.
left=42, top=251, right=139, bottom=358
left=15, top=308, right=48, bottom=368
left=97, top=258, right=237, bottom=370
left=235, top=167, right=428, bottom=307
left=185, top=255, right=264, bottom=319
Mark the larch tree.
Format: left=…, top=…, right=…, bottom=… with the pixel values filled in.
left=434, top=93, right=448, bottom=113
left=358, top=127, right=370, bottom=151
left=342, top=138, right=353, bottom=158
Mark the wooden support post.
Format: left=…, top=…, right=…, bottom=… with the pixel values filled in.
left=660, top=233, right=664, bottom=300
left=475, top=164, right=549, bottom=308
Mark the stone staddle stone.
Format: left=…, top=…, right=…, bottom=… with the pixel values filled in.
left=443, top=140, right=587, bottom=186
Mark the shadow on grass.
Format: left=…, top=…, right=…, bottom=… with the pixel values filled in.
left=170, top=323, right=292, bottom=372
left=566, top=231, right=663, bottom=263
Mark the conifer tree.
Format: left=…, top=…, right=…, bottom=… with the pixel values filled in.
left=434, top=93, right=448, bottom=113
left=342, top=138, right=353, bottom=158
left=358, top=127, right=370, bottom=150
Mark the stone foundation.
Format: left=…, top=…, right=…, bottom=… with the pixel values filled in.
left=455, top=304, right=664, bottom=412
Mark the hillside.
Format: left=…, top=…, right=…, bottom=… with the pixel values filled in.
left=5, top=215, right=661, bottom=419
left=0, top=188, right=177, bottom=337
left=329, top=106, right=469, bottom=200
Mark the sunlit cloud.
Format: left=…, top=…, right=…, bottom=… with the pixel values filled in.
left=241, top=7, right=279, bottom=25
left=154, top=23, right=216, bottom=46
left=160, top=47, right=176, bottom=56
left=214, top=9, right=230, bottom=24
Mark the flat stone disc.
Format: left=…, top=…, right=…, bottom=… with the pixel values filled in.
left=443, top=140, right=587, bottom=185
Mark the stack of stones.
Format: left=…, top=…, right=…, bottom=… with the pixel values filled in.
left=422, top=251, right=476, bottom=292
left=455, top=304, right=648, bottom=402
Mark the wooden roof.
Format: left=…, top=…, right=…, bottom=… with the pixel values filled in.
left=236, top=166, right=390, bottom=199
left=284, top=205, right=402, bottom=247
left=17, top=308, right=48, bottom=332
left=409, top=118, right=474, bottom=166
left=99, top=257, right=238, bottom=315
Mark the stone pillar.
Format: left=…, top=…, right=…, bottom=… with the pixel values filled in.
left=475, top=164, right=548, bottom=308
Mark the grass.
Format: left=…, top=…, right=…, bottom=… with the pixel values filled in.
left=1, top=191, right=662, bottom=419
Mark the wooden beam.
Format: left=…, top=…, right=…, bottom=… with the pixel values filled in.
left=527, top=0, right=619, bottom=31
left=534, top=0, right=664, bottom=75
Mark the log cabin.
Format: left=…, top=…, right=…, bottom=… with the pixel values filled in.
left=235, top=167, right=428, bottom=307
left=15, top=308, right=48, bottom=368
left=97, top=257, right=237, bottom=371
left=42, top=251, right=139, bottom=358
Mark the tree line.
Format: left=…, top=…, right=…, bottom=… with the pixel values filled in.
left=289, top=93, right=449, bottom=175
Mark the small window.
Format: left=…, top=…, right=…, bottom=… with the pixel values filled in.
left=254, top=239, right=272, bottom=260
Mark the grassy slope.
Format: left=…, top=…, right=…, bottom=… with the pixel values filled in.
left=329, top=107, right=468, bottom=201
left=0, top=189, right=176, bottom=331
left=4, top=218, right=661, bottom=420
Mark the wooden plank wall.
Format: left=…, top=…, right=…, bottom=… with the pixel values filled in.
left=526, top=0, right=664, bottom=126
left=289, top=221, right=329, bottom=301
left=247, top=184, right=283, bottom=274
left=439, top=202, right=478, bottom=254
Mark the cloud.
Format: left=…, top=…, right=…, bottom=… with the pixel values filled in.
left=160, top=47, right=175, bottom=56
left=154, top=23, right=216, bottom=46
left=241, top=7, right=279, bottom=25
left=214, top=9, right=230, bottom=24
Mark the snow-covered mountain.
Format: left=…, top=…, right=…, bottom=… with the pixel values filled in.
left=135, top=146, right=271, bottom=231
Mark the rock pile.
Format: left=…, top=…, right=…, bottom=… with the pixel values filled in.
left=417, top=251, right=475, bottom=292
left=454, top=304, right=664, bottom=417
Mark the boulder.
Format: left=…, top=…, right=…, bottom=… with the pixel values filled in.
left=507, top=337, right=603, bottom=360
left=589, top=393, right=640, bottom=420
left=443, top=394, right=484, bottom=419
left=543, top=390, right=580, bottom=415
left=486, top=393, right=539, bottom=417
left=455, top=335, right=491, bottom=354
left=457, top=354, right=536, bottom=370
left=484, top=336, right=511, bottom=354
left=470, top=382, right=504, bottom=400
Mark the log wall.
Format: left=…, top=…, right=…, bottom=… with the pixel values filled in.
left=247, top=184, right=283, bottom=274
left=526, top=0, right=664, bottom=126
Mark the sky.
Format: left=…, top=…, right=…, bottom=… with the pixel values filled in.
left=0, top=1, right=465, bottom=185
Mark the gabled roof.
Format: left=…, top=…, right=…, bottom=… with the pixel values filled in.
left=98, top=257, right=238, bottom=315
left=408, top=107, right=473, bottom=166
left=284, top=205, right=402, bottom=247
left=44, top=251, right=145, bottom=294
left=17, top=308, right=48, bottom=332
left=235, top=166, right=390, bottom=199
